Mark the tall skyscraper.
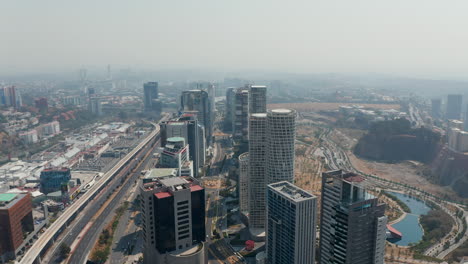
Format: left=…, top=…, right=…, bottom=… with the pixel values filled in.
left=207, top=84, right=216, bottom=121
left=0, top=88, right=5, bottom=106
left=248, top=113, right=268, bottom=230
left=143, top=82, right=159, bottom=111
left=233, top=88, right=249, bottom=144
left=160, top=115, right=205, bottom=177
left=431, top=98, right=441, bottom=119
left=319, top=170, right=387, bottom=264
left=0, top=86, right=21, bottom=108
left=88, top=97, right=102, bottom=116
left=465, top=104, right=468, bottom=131
left=446, top=94, right=463, bottom=120
left=34, top=97, right=48, bottom=113
left=179, top=113, right=206, bottom=173
left=224, top=88, right=236, bottom=132
left=249, top=85, right=267, bottom=114
left=87, top=87, right=95, bottom=97
left=140, top=170, right=206, bottom=264
left=266, top=109, right=296, bottom=184
left=180, top=90, right=212, bottom=146
left=238, top=152, right=249, bottom=213
left=267, top=181, right=317, bottom=264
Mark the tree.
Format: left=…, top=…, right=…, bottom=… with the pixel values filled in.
left=59, top=243, right=71, bottom=260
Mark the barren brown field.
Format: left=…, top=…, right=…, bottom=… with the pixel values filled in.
left=268, top=102, right=401, bottom=112
left=202, top=178, right=227, bottom=189
left=348, top=151, right=466, bottom=202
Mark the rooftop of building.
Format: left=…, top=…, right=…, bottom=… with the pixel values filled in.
left=0, top=193, right=28, bottom=209
left=251, top=113, right=267, bottom=118
left=449, top=119, right=464, bottom=124
left=0, top=193, right=17, bottom=202
left=324, top=169, right=374, bottom=194
left=269, top=108, right=295, bottom=115
left=269, top=181, right=316, bottom=202
left=168, top=121, right=187, bottom=126
left=143, top=168, right=177, bottom=180
left=42, top=167, right=70, bottom=173
left=142, top=169, right=202, bottom=195
left=167, top=137, right=185, bottom=143
left=160, top=176, right=187, bottom=187
left=343, top=173, right=365, bottom=183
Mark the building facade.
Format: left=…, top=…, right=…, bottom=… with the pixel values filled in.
left=40, top=167, right=71, bottom=194
left=319, top=170, right=387, bottom=264
left=238, top=152, right=249, bottom=213
left=0, top=193, right=34, bottom=263
left=88, top=97, right=102, bottom=116
left=140, top=170, right=206, bottom=264
left=249, top=85, right=267, bottom=114
left=161, top=115, right=205, bottom=177
left=159, top=137, right=193, bottom=177
left=431, top=98, right=441, bottom=119
left=225, top=88, right=236, bottom=132
left=267, top=181, right=317, bottom=264
left=465, top=104, right=468, bottom=131
left=248, top=113, right=268, bottom=230
left=0, top=86, right=22, bottom=108
left=19, top=130, right=38, bottom=144
left=180, top=90, right=212, bottom=146
left=143, top=82, right=159, bottom=111
left=34, top=97, right=48, bottom=113
left=233, top=88, right=249, bottom=144
left=446, top=94, right=463, bottom=120
left=266, top=109, right=296, bottom=184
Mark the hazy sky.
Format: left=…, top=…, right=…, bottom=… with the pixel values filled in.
left=2, top=1, right=468, bottom=78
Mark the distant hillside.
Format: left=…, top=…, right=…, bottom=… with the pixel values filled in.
left=431, top=146, right=468, bottom=198
left=354, top=119, right=441, bottom=163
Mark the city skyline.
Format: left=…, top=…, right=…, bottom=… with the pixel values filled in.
left=2, top=2, right=468, bottom=262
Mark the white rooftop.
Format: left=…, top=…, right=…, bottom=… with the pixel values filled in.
left=269, top=181, right=316, bottom=202
left=271, top=108, right=294, bottom=114
left=160, top=177, right=187, bottom=187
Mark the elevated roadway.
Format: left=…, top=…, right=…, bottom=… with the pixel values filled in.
left=19, top=126, right=160, bottom=264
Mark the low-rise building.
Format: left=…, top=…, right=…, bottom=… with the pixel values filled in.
left=18, top=130, right=38, bottom=144
left=39, top=167, right=71, bottom=194
left=448, top=127, right=468, bottom=153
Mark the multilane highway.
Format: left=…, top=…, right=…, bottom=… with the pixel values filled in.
left=68, top=134, right=159, bottom=264
left=19, top=125, right=160, bottom=264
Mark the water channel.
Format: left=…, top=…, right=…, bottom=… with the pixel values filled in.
left=388, top=191, right=431, bottom=246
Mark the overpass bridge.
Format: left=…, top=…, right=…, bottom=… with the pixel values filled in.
left=19, top=126, right=161, bottom=264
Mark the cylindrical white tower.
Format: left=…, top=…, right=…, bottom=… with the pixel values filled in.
left=266, top=109, right=296, bottom=184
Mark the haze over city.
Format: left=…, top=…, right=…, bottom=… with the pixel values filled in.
left=3, top=0, right=468, bottom=78
left=1, top=2, right=468, bottom=264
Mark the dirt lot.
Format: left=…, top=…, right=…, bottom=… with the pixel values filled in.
left=203, top=178, right=227, bottom=189
left=348, top=151, right=465, bottom=202
left=268, top=102, right=401, bottom=112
